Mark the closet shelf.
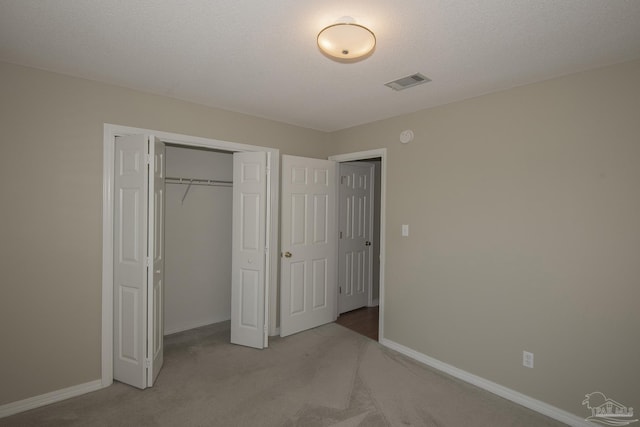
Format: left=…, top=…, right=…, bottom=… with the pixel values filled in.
left=165, top=176, right=233, bottom=204
left=165, top=176, right=233, bottom=186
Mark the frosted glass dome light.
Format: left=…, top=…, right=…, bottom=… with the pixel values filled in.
left=317, top=18, right=376, bottom=61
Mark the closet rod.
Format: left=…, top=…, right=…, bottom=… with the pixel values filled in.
left=165, top=177, right=233, bottom=204
left=165, top=176, right=233, bottom=186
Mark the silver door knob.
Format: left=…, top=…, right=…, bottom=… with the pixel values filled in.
left=283, top=251, right=292, bottom=258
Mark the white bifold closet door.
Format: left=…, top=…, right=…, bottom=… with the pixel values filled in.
left=114, top=137, right=270, bottom=389
left=113, top=134, right=165, bottom=389
left=231, top=151, right=269, bottom=349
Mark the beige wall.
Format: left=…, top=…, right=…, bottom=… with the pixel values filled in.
left=328, top=59, right=640, bottom=417
left=0, top=61, right=327, bottom=405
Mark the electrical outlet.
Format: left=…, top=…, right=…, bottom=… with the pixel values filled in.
left=523, top=351, right=534, bottom=368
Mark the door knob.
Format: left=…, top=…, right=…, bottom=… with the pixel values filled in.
left=283, top=251, right=292, bottom=258
left=365, top=241, right=372, bottom=246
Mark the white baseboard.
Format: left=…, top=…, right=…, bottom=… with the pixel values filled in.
left=0, top=379, right=103, bottom=419
left=271, top=327, right=281, bottom=336
left=368, top=298, right=379, bottom=307
left=380, top=338, right=592, bottom=427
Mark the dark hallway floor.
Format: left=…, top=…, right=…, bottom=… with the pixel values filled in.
left=335, top=306, right=379, bottom=341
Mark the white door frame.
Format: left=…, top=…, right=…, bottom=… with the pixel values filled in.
left=101, top=123, right=280, bottom=387
left=329, top=149, right=386, bottom=341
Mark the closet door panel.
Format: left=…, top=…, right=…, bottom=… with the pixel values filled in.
left=113, top=134, right=148, bottom=389
left=147, top=137, right=165, bottom=386
left=231, top=151, right=267, bottom=349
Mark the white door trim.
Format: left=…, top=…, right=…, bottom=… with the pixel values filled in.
left=329, top=149, right=386, bottom=341
left=102, top=123, right=280, bottom=387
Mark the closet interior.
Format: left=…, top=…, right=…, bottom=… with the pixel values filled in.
left=163, top=144, right=234, bottom=335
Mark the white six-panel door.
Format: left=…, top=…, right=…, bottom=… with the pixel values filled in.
left=231, top=151, right=268, bottom=348
left=338, top=162, right=374, bottom=314
left=113, top=134, right=165, bottom=389
left=280, top=155, right=336, bottom=337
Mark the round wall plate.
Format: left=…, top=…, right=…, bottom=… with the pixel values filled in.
left=400, top=129, right=414, bottom=144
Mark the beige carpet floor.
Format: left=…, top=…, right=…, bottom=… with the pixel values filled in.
left=1, top=322, right=567, bottom=426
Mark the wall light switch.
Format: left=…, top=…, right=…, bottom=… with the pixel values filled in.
left=523, top=351, right=534, bottom=368
left=402, top=224, right=409, bottom=237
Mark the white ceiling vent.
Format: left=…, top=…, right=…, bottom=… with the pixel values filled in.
left=385, top=73, right=431, bottom=91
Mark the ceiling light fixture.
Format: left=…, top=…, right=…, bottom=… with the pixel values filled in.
left=317, top=17, right=376, bottom=61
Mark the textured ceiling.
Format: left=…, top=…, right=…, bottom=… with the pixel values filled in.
left=1, top=1, right=640, bottom=131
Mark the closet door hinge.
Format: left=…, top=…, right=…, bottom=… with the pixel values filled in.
left=146, top=257, right=152, bottom=268
left=144, top=358, right=151, bottom=368
left=145, top=154, right=152, bottom=165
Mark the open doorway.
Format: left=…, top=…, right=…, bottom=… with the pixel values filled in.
left=329, top=150, right=386, bottom=342
left=163, top=145, right=234, bottom=335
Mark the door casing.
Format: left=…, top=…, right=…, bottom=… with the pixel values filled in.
left=102, top=124, right=280, bottom=387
